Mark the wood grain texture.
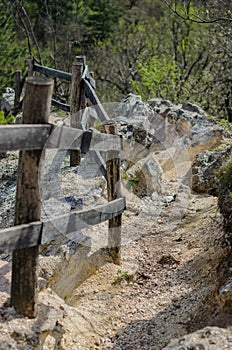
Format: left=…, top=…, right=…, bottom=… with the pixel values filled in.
left=0, top=222, right=42, bottom=253
left=70, top=60, right=83, bottom=165
left=11, top=76, right=53, bottom=317
left=83, top=79, right=110, bottom=121
left=42, top=197, right=125, bottom=244
left=33, top=64, right=72, bottom=81
left=104, top=122, right=122, bottom=265
left=51, top=99, right=70, bottom=112
left=0, top=125, right=51, bottom=151
left=0, top=125, right=122, bottom=152
left=0, top=198, right=125, bottom=251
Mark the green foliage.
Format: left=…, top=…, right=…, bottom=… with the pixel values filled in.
left=0, top=111, right=15, bottom=125
left=132, top=54, right=180, bottom=100
left=2, top=0, right=231, bottom=121
left=219, top=119, right=231, bottom=130
left=0, top=3, right=27, bottom=95
left=112, top=269, right=130, bottom=285
left=217, top=161, right=232, bottom=232
left=217, top=162, right=232, bottom=191
left=123, top=172, right=140, bottom=191
left=80, top=0, right=123, bottom=47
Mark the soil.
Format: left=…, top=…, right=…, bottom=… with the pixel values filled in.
left=63, top=193, right=232, bottom=349
left=0, top=124, right=232, bottom=348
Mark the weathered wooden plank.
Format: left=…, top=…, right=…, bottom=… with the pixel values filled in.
left=46, top=125, right=83, bottom=150
left=82, top=65, right=96, bottom=89
left=70, top=60, right=84, bottom=165
left=0, top=222, right=42, bottom=253
left=91, top=133, right=122, bottom=152
left=0, top=198, right=126, bottom=251
left=0, top=125, right=51, bottom=151
left=11, top=76, right=53, bottom=318
left=42, top=197, right=126, bottom=244
left=0, top=125, right=122, bottom=152
left=52, top=99, right=70, bottom=112
left=92, top=150, right=107, bottom=179
left=46, top=126, right=121, bottom=152
left=14, top=70, right=22, bottom=108
left=104, top=122, right=122, bottom=265
left=83, top=79, right=110, bottom=121
left=33, top=64, right=72, bottom=81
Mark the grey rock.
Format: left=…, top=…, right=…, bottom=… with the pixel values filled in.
left=219, top=280, right=232, bottom=307
left=0, top=338, right=18, bottom=350
left=182, top=101, right=205, bottom=114
left=113, top=93, right=154, bottom=147
left=0, top=87, right=15, bottom=114
left=115, top=95, right=224, bottom=157
left=147, top=98, right=173, bottom=112
left=192, top=144, right=232, bottom=193
left=124, top=153, right=163, bottom=197
left=163, top=326, right=232, bottom=350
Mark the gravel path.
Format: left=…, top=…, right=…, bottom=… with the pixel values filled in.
left=0, top=151, right=231, bottom=349
left=64, top=193, right=229, bottom=349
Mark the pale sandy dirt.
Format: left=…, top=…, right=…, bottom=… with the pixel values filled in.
left=62, top=194, right=232, bottom=349
left=0, top=189, right=231, bottom=349
left=0, top=118, right=231, bottom=349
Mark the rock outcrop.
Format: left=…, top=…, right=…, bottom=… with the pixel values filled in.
left=113, top=93, right=154, bottom=147
left=113, top=95, right=224, bottom=153
left=163, top=326, right=232, bottom=350
left=0, top=87, right=15, bottom=115
left=112, top=94, right=224, bottom=194
left=192, top=143, right=232, bottom=193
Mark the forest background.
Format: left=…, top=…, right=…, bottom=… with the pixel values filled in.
left=0, top=0, right=231, bottom=122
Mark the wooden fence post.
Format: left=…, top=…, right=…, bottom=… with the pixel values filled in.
left=103, top=121, right=121, bottom=265
left=14, top=70, right=22, bottom=109
left=70, top=56, right=86, bottom=166
left=27, top=56, right=34, bottom=77
left=11, top=76, right=53, bottom=317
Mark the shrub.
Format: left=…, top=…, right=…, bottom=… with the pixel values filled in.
left=217, top=162, right=232, bottom=233
left=0, top=111, right=15, bottom=125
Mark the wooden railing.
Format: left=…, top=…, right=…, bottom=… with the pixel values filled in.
left=0, top=69, right=125, bottom=317
left=23, top=55, right=109, bottom=175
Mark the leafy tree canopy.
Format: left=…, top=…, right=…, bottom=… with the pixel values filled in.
left=1, top=0, right=231, bottom=121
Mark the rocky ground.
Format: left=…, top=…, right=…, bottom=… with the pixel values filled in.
left=0, top=96, right=232, bottom=349
left=0, top=151, right=232, bottom=349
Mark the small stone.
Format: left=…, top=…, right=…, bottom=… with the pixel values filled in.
left=219, top=280, right=232, bottom=306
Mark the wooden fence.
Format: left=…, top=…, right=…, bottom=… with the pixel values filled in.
left=0, top=57, right=125, bottom=318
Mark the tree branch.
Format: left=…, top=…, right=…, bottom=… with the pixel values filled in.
left=163, top=0, right=232, bottom=24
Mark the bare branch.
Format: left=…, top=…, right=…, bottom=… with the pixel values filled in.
left=163, top=0, right=232, bottom=24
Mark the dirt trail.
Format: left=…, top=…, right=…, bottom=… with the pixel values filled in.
left=60, top=193, right=231, bottom=349
left=0, top=151, right=231, bottom=349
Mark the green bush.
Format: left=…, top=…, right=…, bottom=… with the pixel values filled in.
left=0, top=111, right=15, bottom=125
left=217, top=162, right=232, bottom=233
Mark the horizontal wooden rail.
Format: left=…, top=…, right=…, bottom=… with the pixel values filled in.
left=82, top=65, right=96, bottom=89
left=0, top=198, right=125, bottom=252
left=33, top=64, right=72, bottom=81
left=0, top=125, right=51, bottom=151
left=0, top=222, right=42, bottom=253
left=0, top=125, right=122, bottom=152
left=33, top=63, right=96, bottom=89
left=83, top=79, right=109, bottom=121
left=42, top=197, right=125, bottom=243
left=52, top=99, right=70, bottom=112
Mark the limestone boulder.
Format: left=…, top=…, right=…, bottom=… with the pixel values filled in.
left=0, top=87, right=15, bottom=114
left=163, top=326, right=232, bottom=350
left=123, top=153, right=163, bottom=197
left=112, top=93, right=154, bottom=147
left=192, top=144, right=232, bottom=193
